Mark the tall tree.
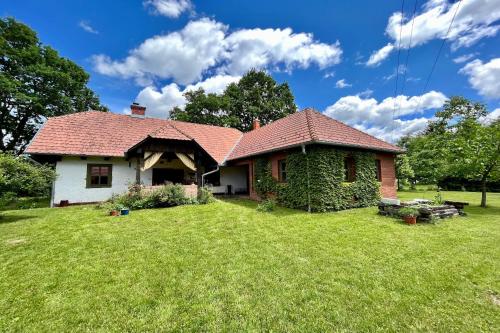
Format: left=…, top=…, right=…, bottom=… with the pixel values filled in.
left=0, top=18, right=107, bottom=154
left=170, top=69, right=297, bottom=131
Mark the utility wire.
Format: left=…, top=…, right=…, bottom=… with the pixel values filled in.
left=391, top=0, right=405, bottom=142
left=399, top=0, right=418, bottom=96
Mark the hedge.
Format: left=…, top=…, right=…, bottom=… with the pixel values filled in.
left=255, top=146, right=380, bottom=212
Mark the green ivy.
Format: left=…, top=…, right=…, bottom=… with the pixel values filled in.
left=259, top=146, right=380, bottom=212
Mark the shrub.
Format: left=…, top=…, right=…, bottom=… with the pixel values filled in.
left=257, top=198, right=276, bottom=212
left=0, top=153, right=56, bottom=198
left=398, top=207, right=420, bottom=218
left=197, top=186, right=215, bottom=204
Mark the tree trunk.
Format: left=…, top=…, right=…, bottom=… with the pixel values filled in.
left=480, top=177, right=487, bottom=208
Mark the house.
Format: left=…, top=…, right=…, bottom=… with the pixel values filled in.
left=26, top=104, right=403, bottom=210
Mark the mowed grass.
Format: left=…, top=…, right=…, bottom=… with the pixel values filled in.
left=1, top=191, right=499, bottom=332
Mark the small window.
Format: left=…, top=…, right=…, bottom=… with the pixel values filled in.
left=278, top=159, right=287, bottom=182
left=344, top=157, right=356, bottom=182
left=87, top=164, right=112, bottom=188
left=375, top=159, right=382, bottom=181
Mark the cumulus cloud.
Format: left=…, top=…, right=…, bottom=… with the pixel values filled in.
left=366, top=43, right=394, bottom=67
left=135, top=74, right=241, bottom=118
left=335, top=79, right=352, bottom=88
left=144, top=0, right=192, bottom=18
left=459, top=57, right=500, bottom=99
left=367, top=0, right=500, bottom=66
left=92, top=18, right=342, bottom=85
left=324, top=90, right=447, bottom=142
left=452, top=52, right=479, bottom=63
left=479, top=108, right=500, bottom=124
left=79, top=20, right=98, bottom=34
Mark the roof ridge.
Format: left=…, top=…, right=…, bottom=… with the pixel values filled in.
left=166, top=122, right=195, bottom=140
left=314, top=111, right=400, bottom=149
left=221, top=133, right=244, bottom=165
left=304, top=108, right=319, bottom=141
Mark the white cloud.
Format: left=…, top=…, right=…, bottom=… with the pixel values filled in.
left=366, top=43, right=394, bottom=67
left=323, top=71, right=335, bottom=78
left=335, top=79, right=352, bottom=88
left=144, top=0, right=192, bottom=18
left=459, top=57, right=500, bottom=99
left=367, top=0, right=500, bottom=66
left=79, top=20, right=98, bottom=34
left=324, top=90, right=447, bottom=142
left=479, top=108, right=500, bottom=124
left=93, top=18, right=342, bottom=85
left=135, top=74, right=241, bottom=118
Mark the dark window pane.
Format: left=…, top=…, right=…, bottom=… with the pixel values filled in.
left=375, top=160, right=382, bottom=181
left=100, top=176, right=109, bottom=185
left=90, top=175, right=100, bottom=185
left=91, top=166, right=100, bottom=176
left=100, top=166, right=109, bottom=176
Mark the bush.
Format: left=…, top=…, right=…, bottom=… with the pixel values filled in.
left=103, top=184, right=194, bottom=211
left=257, top=198, right=276, bottom=212
left=398, top=207, right=420, bottom=218
left=197, top=186, right=215, bottom=204
left=0, top=153, right=56, bottom=198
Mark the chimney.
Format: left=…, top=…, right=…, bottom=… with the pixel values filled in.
left=252, top=118, right=261, bottom=130
left=130, top=102, right=146, bottom=117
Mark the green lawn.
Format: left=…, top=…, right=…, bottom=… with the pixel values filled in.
left=1, top=191, right=499, bottom=332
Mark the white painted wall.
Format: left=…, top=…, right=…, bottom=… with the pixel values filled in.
left=53, top=156, right=152, bottom=204
left=211, top=166, right=247, bottom=194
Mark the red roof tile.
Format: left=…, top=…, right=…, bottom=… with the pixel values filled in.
left=26, top=108, right=402, bottom=165
left=227, top=108, right=402, bottom=160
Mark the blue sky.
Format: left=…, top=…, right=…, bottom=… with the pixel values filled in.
left=2, top=0, right=499, bottom=141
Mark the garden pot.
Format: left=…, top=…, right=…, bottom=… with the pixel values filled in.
left=403, top=216, right=417, bottom=225
left=110, top=210, right=119, bottom=216
left=120, top=209, right=129, bottom=216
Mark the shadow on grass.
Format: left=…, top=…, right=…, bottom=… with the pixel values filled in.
left=0, top=214, right=36, bottom=225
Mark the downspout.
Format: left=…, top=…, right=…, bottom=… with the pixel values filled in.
left=302, top=144, right=311, bottom=213
left=201, top=166, right=220, bottom=187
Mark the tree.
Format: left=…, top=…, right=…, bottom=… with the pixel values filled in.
left=170, top=89, right=231, bottom=127
left=170, top=69, right=297, bottom=131
left=395, top=154, right=414, bottom=190
left=224, top=69, right=297, bottom=131
left=0, top=18, right=107, bottom=154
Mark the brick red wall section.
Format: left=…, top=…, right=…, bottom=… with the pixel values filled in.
left=376, top=153, right=397, bottom=199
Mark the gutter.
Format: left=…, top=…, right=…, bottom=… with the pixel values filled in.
left=201, top=165, right=220, bottom=187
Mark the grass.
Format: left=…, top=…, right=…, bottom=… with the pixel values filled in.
left=1, top=191, right=499, bottom=332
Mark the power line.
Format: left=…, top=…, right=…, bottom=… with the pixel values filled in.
left=399, top=0, right=418, bottom=96
left=391, top=0, right=405, bottom=142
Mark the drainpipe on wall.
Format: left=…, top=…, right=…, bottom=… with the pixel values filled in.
left=302, top=144, right=311, bottom=213
left=201, top=166, right=220, bottom=187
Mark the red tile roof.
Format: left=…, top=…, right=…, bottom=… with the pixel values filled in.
left=26, top=108, right=402, bottom=164
left=226, top=108, right=402, bottom=160
left=25, top=111, right=242, bottom=164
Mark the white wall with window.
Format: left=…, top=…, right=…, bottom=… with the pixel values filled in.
left=52, top=156, right=152, bottom=205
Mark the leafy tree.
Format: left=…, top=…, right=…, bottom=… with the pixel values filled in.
left=170, top=69, right=297, bottom=131
left=0, top=18, right=107, bottom=154
left=170, top=89, right=231, bottom=127
left=0, top=153, right=56, bottom=203
left=224, top=69, right=297, bottom=131
left=395, top=154, right=414, bottom=190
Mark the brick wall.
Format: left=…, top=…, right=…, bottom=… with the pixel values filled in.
left=376, top=152, right=397, bottom=198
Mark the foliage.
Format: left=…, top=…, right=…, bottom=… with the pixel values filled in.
left=106, top=184, right=194, bottom=211
left=1, top=191, right=499, bottom=331
left=398, top=207, right=420, bottom=218
left=170, top=69, right=297, bottom=131
left=434, top=190, right=444, bottom=205
left=401, top=96, right=500, bottom=207
left=254, top=158, right=277, bottom=199
left=0, top=153, right=56, bottom=204
left=0, top=18, right=107, bottom=154
left=395, top=154, right=414, bottom=190
left=277, top=147, right=380, bottom=212
left=256, top=198, right=276, bottom=212
left=197, top=186, right=215, bottom=204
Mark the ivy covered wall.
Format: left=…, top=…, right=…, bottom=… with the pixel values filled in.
left=254, top=146, right=380, bottom=212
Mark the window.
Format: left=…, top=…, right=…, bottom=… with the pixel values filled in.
left=375, top=159, right=382, bottom=181
left=87, top=164, right=112, bottom=188
left=278, top=159, right=287, bottom=182
left=344, top=157, right=356, bottom=182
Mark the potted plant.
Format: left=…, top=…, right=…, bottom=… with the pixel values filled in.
left=398, top=207, right=419, bottom=225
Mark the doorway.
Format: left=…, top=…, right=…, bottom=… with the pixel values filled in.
left=152, top=168, right=184, bottom=185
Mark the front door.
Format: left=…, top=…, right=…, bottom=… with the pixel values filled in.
left=152, top=168, right=184, bottom=185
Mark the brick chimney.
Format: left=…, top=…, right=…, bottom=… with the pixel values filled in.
left=130, top=102, right=146, bottom=117
left=252, top=118, right=260, bottom=130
